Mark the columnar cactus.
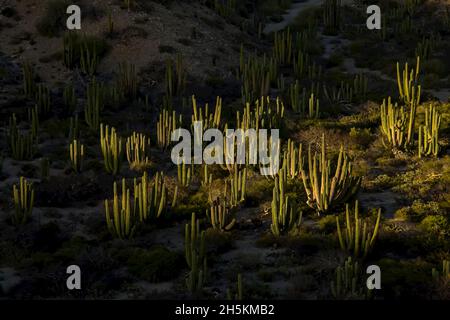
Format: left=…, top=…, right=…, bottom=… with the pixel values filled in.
left=432, top=260, right=450, bottom=283
left=227, top=273, right=243, bottom=300
left=126, top=132, right=151, bottom=170
left=80, top=38, right=99, bottom=76
left=323, top=0, right=342, bottom=34
left=330, top=257, right=367, bottom=299
left=100, top=123, right=123, bottom=175
left=308, top=93, right=320, bottom=119
left=116, top=62, right=137, bottom=99
left=104, top=179, right=136, bottom=239
left=301, top=135, right=361, bottom=215
left=8, top=114, right=36, bottom=161
left=157, top=109, right=182, bottom=150
left=396, top=56, right=421, bottom=107
left=273, top=28, right=293, bottom=65
left=191, top=95, right=222, bottom=131
left=12, top=177, right=35, bottom=225
left=283, top=139, right=304, bottom=180
left=28, top=105, right=39, bottom=139
left=336, top=201, right=381, bottom=258
left=418, top=104, right=441, bottom=158
left=201, top=164, right=213, bottom=187
left=185, top=213, right=207, bottom=294
left=289, top=80, right=307, bottom=114
left=165, top=53, right=186, bottom=97
left=380, top=96, right=416, bottom=150
left=22, top=61, right=36, bottom=98
left=84, top=79, right=104, bottom=130
left=177, top=162, right=192, bottom=188
left=270, top=174, right=302, bottom=237
left=207, top=200, right=236, bottom=232
left=133, top=172, right=169, bottom=222
left=69, top=139, right=84, bottom=173
left=225, top=167, right=247, bottom=207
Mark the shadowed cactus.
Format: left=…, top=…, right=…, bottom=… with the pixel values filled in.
left=12, top=177, right=35, bottom=225
left=100, top=123, right=123, bottom=175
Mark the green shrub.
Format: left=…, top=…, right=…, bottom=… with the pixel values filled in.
left=420, top=215, right=449, bottom=239
left=127, top=246, right=184, bottom=282
left=36, top=0, right=70, bottom=37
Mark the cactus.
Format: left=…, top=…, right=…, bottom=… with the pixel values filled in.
left=207, top=200, right=236, bottom=232
left=165, top=53, right=187, bottom=97
left=396, top=56, right=421, bottom=107
left=273, top=28, right=293, bottom=65
left=126, top=132, right=151, bottom=170
left=380, top=96, right=416, bottom=150
left=35, top=84, right=51, bottom=116
left=157, top=109, right=182, bottom=150
left=100, top=123, right=123, bottom=175
left=227, top=273, right=243, bottom=300
left=225, top=167, right=247, bottom=207
left=80, top=38, right=99, bottom=76
left=116, top=62, right=137, bottom=100
left=201, top=164, right=213, bottom=187
left=418, top=104, right=441, bottom=158
left=104, top=179, right=136, bottom=239
left=308, top=93, right=320, bottom=119
left=323, top=0, right=342, bottom=34
left=271, top=174, right=302, bottom=237
left=289, top=80, right=307, bottom=114
left=185, top=213, right=207, bottom=295
left=282, top=139, right=303, bottom=180
left=293, top=50, right=310, bottom=78
left=69, top=139, right=84, bottom=173
left=330, top=257, right=368, bottom=299
left=84, top=79, right=104, bottom=130
left=68, top=115, right=80, bottom=141
left=22, top=61, right=36, bottom=98
left=191, top=95, right=222, bottom=131
left=336, top=201, right=381, bottom=258
left=28, top=105, right=39, bottom=139
left=134, top=171, right=169, bottom=222
left=301, top=135, right=361, bottom=215
left=177, top=161, right=192, bottom=188
left=12, top=177, right=35, bottom=225
left=8, top=114, right=36, bottom=161
left=353, top=73, right=368, bottom=100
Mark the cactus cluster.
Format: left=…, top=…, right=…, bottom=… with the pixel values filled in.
left=227, top=273, right=243, bottom=300
left=323, top=0, right=342, bottom=34
left=330, top=257, right=367, bottom=299
left=225, top=167, right=247, bottom=207
left=69, top=139, right=84, bottom=173
left=12, top=177, right=35, bottom=225
left=282, top=139, right=303, bottom=180
left=271, top=174, right=302, bottom=237
left=85, top=79, right=105, bottom=130
left=100, top=123, right=123, bottom=175
left=177, top=162, right=192, bottom=188
left=104, top=179, right=136, bottom=239
left=157, top=109, right=182, bottom=150
left=207, top=199, right=236, bottom=232
left=165, top=53, right=187, bottom=99
left=418, top=104, right=441, bottom=158
left=116, top=62, right=138, bottom=100
left=396, top=56, right=421, bottom=107
left=380, top=96, right=416, bottom=150
left=8, top=114, right=37, bottom=161
left=301, top=135, right=361, bottom=215
left=126, top=132, right=151, bottom=170
left=432, top=260, right=449, bottom=283
left=185, top=213, right=207, bottom=294
left=336, top=201, right=381, bottom=258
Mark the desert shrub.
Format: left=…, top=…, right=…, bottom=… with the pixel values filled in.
left=317, top=215, right=336, bottom=234
left=205, top=228, right=235, bottom=254
left=349, top=127, right=373, bottom=148
left=127, top=246, right=184, bottom=282
left=395, top=200, right=442, bottom=222
left=420, top=215, right=449, bottom=240
left=36, top=0, right=70, bottom=37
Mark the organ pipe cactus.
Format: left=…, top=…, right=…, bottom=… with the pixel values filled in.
left=271, top=174, right=302, bottom=237
left=12, top=177, right=35, bottom=225
left=100, top=123, right=123, bottom=175
left=116, top=62, right=138, bottom=99
left=201, top=164, right=213, bottom=187
left=157, top=109, right=182, bottom=149
left=273, top=28, right=293, bottom=65
left=104, top=179, right=136, bottom=239
left=63, top=84, right=77, bottom=114
left=330, top=257, right=367, bottom=299
left=336, top=201, right=381, bottom=258
left=396, top=56, right=421, bottom=107
left=8, top=114, right=36, bottom=161
left=185, top=213, right=207, bottom=295
left=323, top=0, right=342, bottom=34
left=207, top=200, right=236, bottom=232
left=418, top=104, right=441, bottom=158
left=35, top=84, right=51, bottom=115
left=177, top=162, right=192, bottom=187
left=225, top=167, right=247, bottom=207
left=165, top=53, right=186, bottom=97
left=126, top=132, right=151, bottom=170
left=28, top=105, right=39, bottom=139
left=133, top=172, right=170, bottom=222
left=380, top=97, right=416, bottom=150
left=301, top=135, right=361, bottom=215
left=289, top=80, right=307, bottom=114
left=191, top=95, right=222, bottom=132
left=80, top=39, right=99, bottom=76
left=283, top=139, right=303, bottom=180
left=69, top=139, right=84, bottom=173
left=227, top=273, right=243, bottom=300
left=84, top=79, right=104, bottom=130
left=308, top=93, right=320, bottom=119
left=22, top=61, right=36, bottom=98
